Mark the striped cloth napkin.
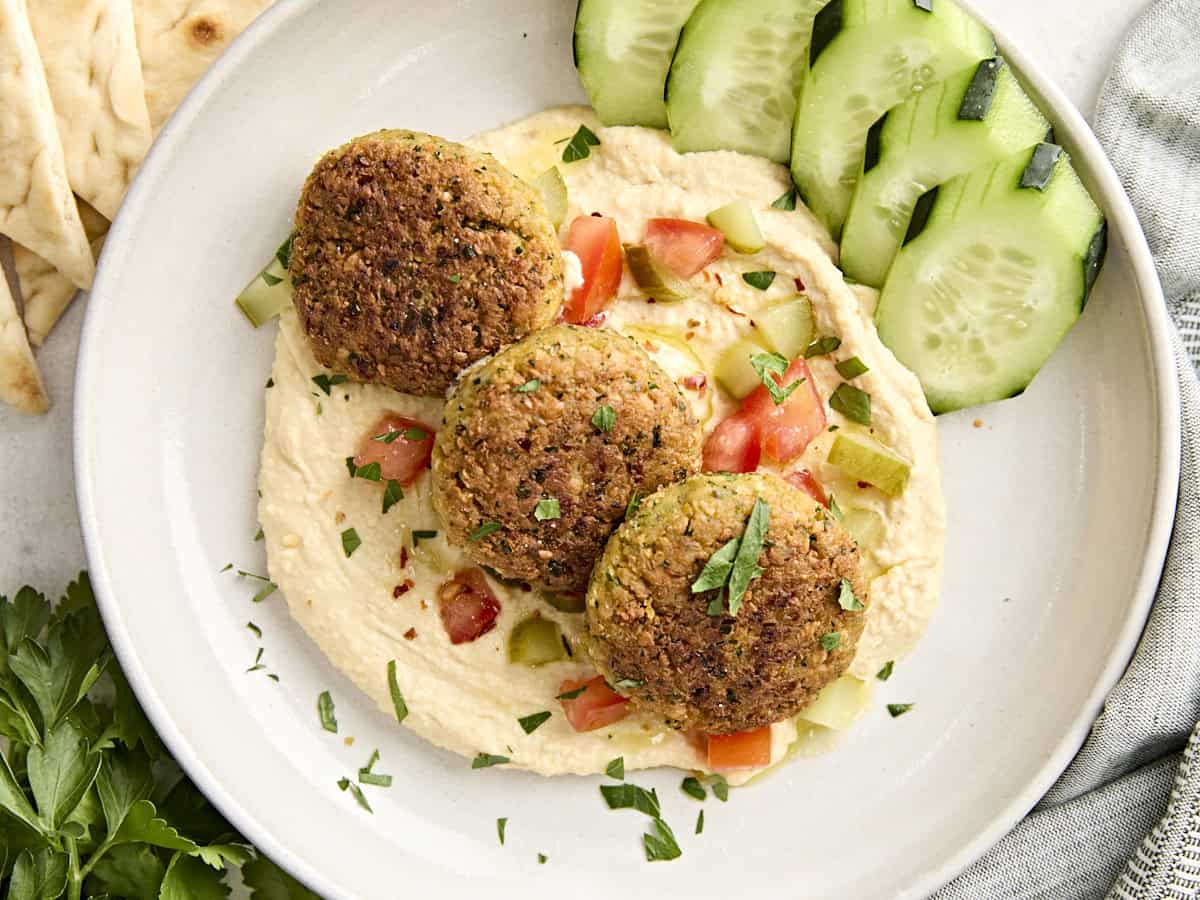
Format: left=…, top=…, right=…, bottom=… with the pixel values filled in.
left=936, top=0, right=1200, bottom=896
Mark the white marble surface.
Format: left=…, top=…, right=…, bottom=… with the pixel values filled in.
left=0, top=0, right=1156, bottom=587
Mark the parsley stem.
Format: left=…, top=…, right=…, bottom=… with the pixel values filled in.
left=65, top=834, right=83, bottom=900
left=77, top=834, right=117, bottom=881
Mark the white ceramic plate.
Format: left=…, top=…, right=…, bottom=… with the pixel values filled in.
left=76, top=1, right=1180, bottom=897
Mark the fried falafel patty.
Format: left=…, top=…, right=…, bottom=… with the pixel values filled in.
left=432, top=325, right=702, bottom=592
left=585, top=473, right=868, bottom=735
left=290, top=130, right=565, bottom=396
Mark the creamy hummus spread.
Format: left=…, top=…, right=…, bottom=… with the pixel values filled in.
left=259, top=107, right=945, bottom=781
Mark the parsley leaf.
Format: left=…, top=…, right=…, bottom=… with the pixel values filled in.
left=515, top=379, right=541, bottom=393
left=387, top=660, right=408, bottom=723
left=771, top=189, right=798, bottom=211
left=556, top=685, right=588, bottom=701
left=690, top=537, right=741, bottom=595
left=835, top=356, right=870, bottom=379
left=497, top=817, right=508, bottom=845
left=518, top=711, right=552, bottom=735
left=709, top=775, right=730, bottom=802
left=358, top=750, right=393, bottom=788
left=562, top=124, right=601, bottom=163
left=821, top=631, right=843, bottom=651
left=605, top=757, right=625, bottom=780
left=382, top=480, right=404, bottom=515
left=404, top=427, right=428, bottom=441
left=742, top=271, right=777, bottom=291
left=887, top=703, right=914, bottom=718
left=472, top=753, right=510, bottom=769
left=805, top=336, right=842, bottom=358
left=592, top=404, right=616, bottom=433
left=876, top=660, right=895, bottom=681
left=341, top=528, right=362, bottom=558
left=372, top=431, right=402, bottom=444
left=337, top=778, right=373, bottom=813
left=534, top=499, right=561, bottom=522
left=311, top=374, right=348, bottom=395
left=838, top=578, right=864, bottom=612
left=750, top=352, right=803, bottom=405
left=643, top=818, right=682, bottom=862
left=317, top=691, right=337, bottom=733
left=830, top=383, right=872, bottom=426
left=600, top=783, right=661, bottom=818
left=469, top=522, right=504, bottom=542
left=696, top=809, right=705, bottom=834
left=680, top=777, right=706, bottom=801
left=625, top=491, right=642, bottom=520
left=355, top=462, right=382, bottom=482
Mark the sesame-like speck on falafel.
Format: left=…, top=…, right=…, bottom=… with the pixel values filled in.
left=584, top=472, right=869, bottom=735
left=289, top=130, right=564, bottom=396
left=431, top=325, right=703, bottom=592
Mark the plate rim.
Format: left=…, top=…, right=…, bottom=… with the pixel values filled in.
left=73, top=2, right=1183, bottom=897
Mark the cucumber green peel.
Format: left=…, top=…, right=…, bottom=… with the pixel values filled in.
left=236, top=234, right=295, bottom=327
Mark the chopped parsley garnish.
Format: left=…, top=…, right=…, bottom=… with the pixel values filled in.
left=696, top=810, right=705, bottom=834
left=828, top=495, right=844, bottom=521
left=469, top=522, right=504, bottom=542
left=876, top=660, right=895, bottom=681
left=613, top=678, right=643, bottom=690
left=538, top=854, right=548, bottom=865
left=606, top=757, right=625, bottom=780
left=387, top=660, right=408, bottom=723
left=562, top=124, right=601, bottom=163
left=404, top=427, right=429, bottom=441
left=358, top=749, right=393, bottom=787
left=750, top=352, right=803, bottom=405
left=254, top=526, right=265, bottom=541
left=355, top=461, right=382, bottom=482
left=534, top=498, right=561, bottom=521
left=592, top=404, right=616, bottom=433
left=261, top=271, right=283, bottom=287
left=219, top=563, right=233, bottom=572
left=518, top=711, right=552, bottom=734
left=643, top=818, right=682, bottom=862
left=887, top=703, right=914, bottom=718
left=805, top=336, right=842, bottom=358
left=692, top=498, right=770, bottom=617
left=556, top=684, right=588, bottom=701
left=830, top=383, right=872, bottom=426
left=497, top=818, right=508, bottom=845
left=625, top=491, right=642, bottom=520
left=472, top=753, right=511, bottom=769
left=382, top=480, right=404, bottom=514
left=449, top=273, right=462, bottom=284
left=772, top=189, right=798, bottom=211
left=247, top=621, right=262, bottom=639
left=709, top=775, right=729, bottom=802
left=251, top=581, right=278, bottom=604
left=680, top=777, right=706, bottom=801
left=820, top=631, right=843, bottom=651
left=346, top=457, right=359, bottom=478
left=373, top=431, right=401, bottom=444
left=312, top=374, right=348, bottom=395
left=600, top=783, right=661, bottom=818
left=515, top=379, right=541, bottom=393
left=265, top=377, right=275, bottom=389
left=317, top=691, right=338, bottom=733
left=246, top=647, right=267, bottom=673
left=338, top=778, right=373, bottom=813
left=341, top=528, right=362, bottom=558
left=838, top=578, right=864, bottom=612
left=412, top=529, right=438, bottom=547
left=742, top=271, right=777, bottom=291
left=277, top=233, right=295, bottom=269
left=835, top=356, right=870, bottom=379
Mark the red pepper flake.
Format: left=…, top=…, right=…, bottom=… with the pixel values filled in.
left=404, top=628, right=417, bottom=640
left=687, top=319, right=701, bottom=328
left=722, top=302, right=747, bottom=318
left=714, top=273, right=724, bottom=286
left=685, top=331, right=696, bottom=341
left=392, top=580, right=415, bottom=599
left=794, top=276, right=806, bottom=291
left=335, top=511, right=346, bottom=525
left=857, top=481, right=872, bottom=489
left=399, top=546, right=410, bottom=569
left=682, top=374, right=708, bottom=392
left=642, top=340, right=659, bottom=353
left=973, top=419, right=984, bottom=429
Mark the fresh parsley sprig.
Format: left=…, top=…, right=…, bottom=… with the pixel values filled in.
left=690, top=498, right=771, bottom=617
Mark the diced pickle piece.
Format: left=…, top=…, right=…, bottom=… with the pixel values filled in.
left=757, top=297, right=814, bottom=360
left=508, top=616, right=566, bottom=667
left=797, top=675, right=870, bottom=730
left=827, top=433, right=912, bottom=497
left=624, top=244, right=691, bottom=301
left=533, top=168, right=568, bottom=228
left=706, top=199, right=765, bottom=253
left=840, top=506, right=885, bottom=550
left=543, top=591, right=586, bottom=614
left=714, top=335, right=770, bottom=399
left=235, top=253, right=292, bottom=327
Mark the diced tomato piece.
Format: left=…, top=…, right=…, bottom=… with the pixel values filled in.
left=702, top=410, right=761, bottom=474
left=784, top=469, right=829, bottom=507
left=741, top=359, right=826, bottom=464
left=559, top=676, right=630, bottom=732
left=563, top=215, right=623, bottom=324
left=354, top=414, right=435, bottom=486
left=707, top=727, right=772, bottom=770
left=437, top=569, right=500, bottom=645
left=643, top=218, right=725, bottom=278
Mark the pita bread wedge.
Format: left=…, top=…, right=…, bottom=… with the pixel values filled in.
left=132, top=0, right=274, bottom=131
left=26, top=0, right=154, bottom=221
left=16, top=200, right=109, bottom=347
left=0, top=0, right=95, bottom=292
left=0, top=258, right=48, bottom=414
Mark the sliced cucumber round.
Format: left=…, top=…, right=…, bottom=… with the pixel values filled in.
left=875, top=143, right=1106, bottom=414
left=666, top=0, right=827, bottom=162
left=574, top=0, right=703, bottom=128
left=840, top=57, right=1050, bottom=287
left=790, top=0, right=994, bottom=237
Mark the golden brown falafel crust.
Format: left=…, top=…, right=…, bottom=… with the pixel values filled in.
left=432, top=325, right=702, bottom=592
left=290, top=130, right=564, bottom=396
left=584, top=473, right=868, bottom=735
